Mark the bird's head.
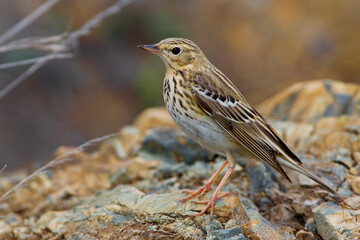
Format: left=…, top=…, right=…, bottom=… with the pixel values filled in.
left=138, top=38, right=207, bottom=70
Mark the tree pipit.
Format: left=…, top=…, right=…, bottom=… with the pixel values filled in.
left=138, top=38, right=338, bottom=219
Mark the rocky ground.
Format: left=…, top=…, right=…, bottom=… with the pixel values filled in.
left=0, top=79, right=359, bottom=240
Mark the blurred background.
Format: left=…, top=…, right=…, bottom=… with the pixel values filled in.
left=0, top=0, right=359, bottom=170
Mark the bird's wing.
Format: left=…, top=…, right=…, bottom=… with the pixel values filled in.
left=191, top=72, right=302, bottom=181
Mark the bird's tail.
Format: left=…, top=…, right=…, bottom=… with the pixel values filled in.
left=277, top=157, right=338, bottom=195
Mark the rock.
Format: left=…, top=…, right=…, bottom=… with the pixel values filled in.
left=109, top=167, right=133, bottom=185
left=343, top=196, right=360, bottom=210
left=246, top=161, right=279, bottom=198
left=295, top=230, right=314, bottom=240
left=227, top=196, right=294, bottom=239
left=269, top=204, right=295, bottom=223
left=304, top=217, right=317, bottom=234
left=140, top=128, right=212, bottom=165
left=225, top=219, right=238, bottom=228
left=242, top=208, right=295, bottom=240
left=330, top=148, right=354, bottom=168
left=345, top=124, right=360, bottom=135
left=351, top=177, right=360, bottom=195
left=313, top=202, right=360, bottom=240
left=257, top=80, right=360, bottom=163
left=110, top=126, right=140, bottom=159
left=313, top=116, right=360, bottom=155
left=42, top=185, right=246, bottom=239
left=109, top=156, right=158, bottom=186
left=269, top=116, right=360, bottom=162
left=203, top=216, right=222, bottom=232
left=133, top=107, right=177, bottom=134
left=239, top=197, right=258, bottom=211
left=0, top=220, right=11, bottom=235
left=337, top=181, right=353, bottom=197
left=154, top=162, right=186, bottom=180
left=258, top=80, right=360, bottom=122
left=207, top=227, right=246, bottom=240
left=34, top=211, right=66, bottom=233
left=290, top=193, right=322, bottom=216
left=349, top=167, right=358, bottom=176
left=354, top=152, right=360, bottom=165
left=13, top=227, right=32, bottom=240
left=186, top=161, right=212, bottom=180
left=166, top=220, right=204, bottom=239
left=258, top=197, right=271, bottom=211
left=269, top=120, right=314, bottom=153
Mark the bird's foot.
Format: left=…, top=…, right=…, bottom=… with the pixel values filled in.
left=179, top=181, right=213, bottom=203
left=179, top=160, right=230, bottom=204
left=188, top=191, right=233, bottom=219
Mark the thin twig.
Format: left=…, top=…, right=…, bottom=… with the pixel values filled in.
left=0, top=0, right=137, bottom=100
left=0, top=34, right=67, bottom=54
left=0, top=0, right=60, bottom=45
left=0, top=165, right=6, bottom=174
left=0, top=53, right=73, bottom=99
left=0, top=61, right=45, bottom=99
left=68, top=0, right=136, bottom=40
left=0, top=53, right=72, bottom=70
left=0, top=0, right=137, bottom=54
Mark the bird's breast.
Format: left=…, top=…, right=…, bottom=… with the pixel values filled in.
left=162, top=73, right=239, bottom=154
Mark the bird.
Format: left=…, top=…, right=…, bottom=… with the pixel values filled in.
left=138, top=38, right=338, bottom=218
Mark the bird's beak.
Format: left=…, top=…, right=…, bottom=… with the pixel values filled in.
left=137, top=44, right=162, bottom=54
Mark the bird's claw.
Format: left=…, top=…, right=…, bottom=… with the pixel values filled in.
left=188, top=191, right=234, bottom=219
left=179, top=182, right=213, bottom=203
left=188, top=195, right=217, bottom=219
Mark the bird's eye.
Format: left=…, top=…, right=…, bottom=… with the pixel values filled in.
left=171, top=47, right=181, bottom=55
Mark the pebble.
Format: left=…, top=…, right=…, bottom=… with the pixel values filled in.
left=207, top=227, right=246, bottom=240
left=351, top=176, right=360, bottom=195
left=224, top=219, right=237, bottom=229
left=313, top=202, right=359, bottom=240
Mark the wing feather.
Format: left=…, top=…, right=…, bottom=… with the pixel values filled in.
left=183, top=66, right=337, bottom=194
left=191, top=73, right=302, bottom=181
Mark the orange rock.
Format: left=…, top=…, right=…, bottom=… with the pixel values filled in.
left=270, top=116, right=360, bottom=160
left=225, top=196, right=291, bottom=239
left=258, top=80, right=360, bottom=123
left=313, top=202, right=360, bottom=240
left=296, top=230, right=314, bottom=240
left=352, top=177, right=360, bottom=195
left=133, top=107, right=177, bottom=135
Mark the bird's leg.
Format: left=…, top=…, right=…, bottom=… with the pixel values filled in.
left=189, top=166, right=234, bottom=218
left=179, top=159, right=228, bottom=203
left=188, top=153, right=236, bottom=219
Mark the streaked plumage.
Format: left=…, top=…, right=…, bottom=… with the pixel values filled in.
left=138, top=38, right=337, bottom=218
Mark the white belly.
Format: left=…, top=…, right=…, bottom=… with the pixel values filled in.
left=166, top=102, right=238, bottom=155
